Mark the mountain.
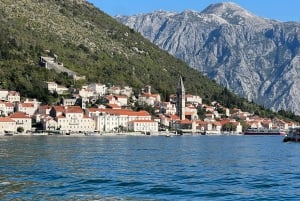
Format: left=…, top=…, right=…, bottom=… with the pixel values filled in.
left=116, top=2, right=300, bottom=114
left=0, top=0, right=221, bottom=103
left=0, top=0, right=297, bottom=121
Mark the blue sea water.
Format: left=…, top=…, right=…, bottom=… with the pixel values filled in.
left=0, top=135, right=299, bottom=200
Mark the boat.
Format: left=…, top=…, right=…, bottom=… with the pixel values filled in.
left=4, top=131, right=15, bottom=136
left=283, top=127, right=300, bottom=142
left=244, top=128, right=286, bottom=135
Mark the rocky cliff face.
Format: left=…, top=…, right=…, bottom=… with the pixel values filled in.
left=116, top=2, right=300, bottom=114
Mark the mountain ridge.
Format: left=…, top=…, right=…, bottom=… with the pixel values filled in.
left=116, top=2, right=300, bottom=114
left=0, top=0, right=297, bottom=122
left=0, top=0, right=227, bottom=104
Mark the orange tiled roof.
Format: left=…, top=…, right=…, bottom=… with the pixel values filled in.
left=9, top=112, right=30, bottom=118
left=5, top=102, right=13, bottom=107
left=65, top=106, right=83, bottom=113
left=19, top=103, right=34, bottom=108
left=0, top=117, right=15, bottom=122
left=107, top=104, right=121, bottom=109
left=88, top=108, right=150, bottom=116
left=176, top=119, right=192, bottom=124
left=114, top=95, right=127, bottom=99
left=129, top=119, right=155, bottom=123
left=52, top=106, right=65, bottom=112
left=39, top=105, right=51, bottom=109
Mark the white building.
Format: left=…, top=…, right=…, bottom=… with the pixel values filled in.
left=160, top=102, right=176, bottom=115
left=186, top=94, right=202, bottom=105
left=114, top=95, right=128, bottom=106
left=37, top=105, right=52, bottom=115
left=46, top=82, right=57, bottom=93
left=128, top=120, right=158, bottom=133
left=50, top=106, right=95, bottom=133
left=16, top=102, right=37, bottom=116
left=138, top=93, right=161, bottom=106
left=0, top=90, right=8, bottom=101
left=9, top=112, right=32, bottom=132
left=0, top=101, right=14, bottom=116
left=87, top=108, right=153, bottom=132
left=7, top=91, right=20, bottom=103
left=46, top=82, right=68, bottom=94
left=120, top=86, right=133, bottom=97
left=79, top=88, right=94, bottom=99
left=88, top=83, right=107, bottom=96
left=42, top=116, right=58, bottom=131
left=106, top=85, right=121, bottom=95
left=0, top=117, right=16, bottom=134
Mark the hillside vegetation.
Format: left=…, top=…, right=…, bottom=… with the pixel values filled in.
left=0, top=0, right=298, bottom=121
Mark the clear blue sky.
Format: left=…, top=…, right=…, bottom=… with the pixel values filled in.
left=87, top=0, right=300, bottom=22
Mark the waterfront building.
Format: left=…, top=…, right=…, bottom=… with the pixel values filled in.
left=9, top=112, right=32, bottom=132
left=52, top=106, right=95, bottom=133
left=0, top=117, right=16, bottom=133
left=128, top=119, right=158, bottom=133
left=87, top=108, right=155, bottom=132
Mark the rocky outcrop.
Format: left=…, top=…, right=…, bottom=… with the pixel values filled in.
left=116, top=2, right=300, bottom=114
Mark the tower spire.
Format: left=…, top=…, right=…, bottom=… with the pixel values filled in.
left=176, top=75, right=185, bottom=120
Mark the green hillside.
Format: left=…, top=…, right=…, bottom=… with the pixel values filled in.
left=0, top=0, right=298, bottom=121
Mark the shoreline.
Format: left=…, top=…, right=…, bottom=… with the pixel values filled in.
left=0, top=131, right=247, bottom=137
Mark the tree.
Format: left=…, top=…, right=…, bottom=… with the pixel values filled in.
left=222, top=123, right=236, bottom=132
left=17, top=127, right=24, bottom=133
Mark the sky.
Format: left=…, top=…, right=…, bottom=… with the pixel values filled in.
left=88, top=0, right=300, bottom=22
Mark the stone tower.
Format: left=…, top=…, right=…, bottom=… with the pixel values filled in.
left=176, top=76, right=185, bottom=120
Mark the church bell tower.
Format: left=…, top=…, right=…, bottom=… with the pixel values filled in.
left=176, top=76, right=185, bottom=120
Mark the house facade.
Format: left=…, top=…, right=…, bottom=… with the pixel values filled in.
left=51, top=106, right=95, bottom=133
left=87, top=108, right=154, bottom=132
left=0, top=117, right=16, bottom=133
left=9, top=112, right=32, bottom=132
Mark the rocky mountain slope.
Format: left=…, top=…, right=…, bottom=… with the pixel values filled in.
left=116, top=2, right=300, bottom=114
left=0, top=0, right=223, bottom=103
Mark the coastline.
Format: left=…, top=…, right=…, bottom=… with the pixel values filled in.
left=0, top=131, right=245, bottom=137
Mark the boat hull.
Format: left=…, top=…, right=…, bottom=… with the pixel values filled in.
left=282, top=127, right=300, bottom=142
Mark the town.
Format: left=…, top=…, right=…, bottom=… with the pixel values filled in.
left=0, top=55, right=295, bottom=136
left=0, top=71, right=295, bottom=136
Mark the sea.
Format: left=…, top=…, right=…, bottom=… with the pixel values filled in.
left=0, top=135, right=299, bottom=201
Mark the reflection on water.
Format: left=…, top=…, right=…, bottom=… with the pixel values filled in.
left=0, top=135, right=299, bottom=200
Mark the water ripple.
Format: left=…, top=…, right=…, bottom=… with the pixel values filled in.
left=0, top=135, right=299, bottom=200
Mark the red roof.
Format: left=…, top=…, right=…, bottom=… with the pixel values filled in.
left=107, top=104, right=121, bottom=109
left=65, top=106, right=83, bottom=113
left=88, top=108, right=150, bottom=117
left=129, top=120, right=155, bottom=123
left=52, top=106, right=65, bottom=112
left=0, top=117, right=15, bottom=122
left=9, top=112, right=30, bottom=118
left=19, top=103, right=34, bottom=108
left=176, top=119, right=192, bottom=124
